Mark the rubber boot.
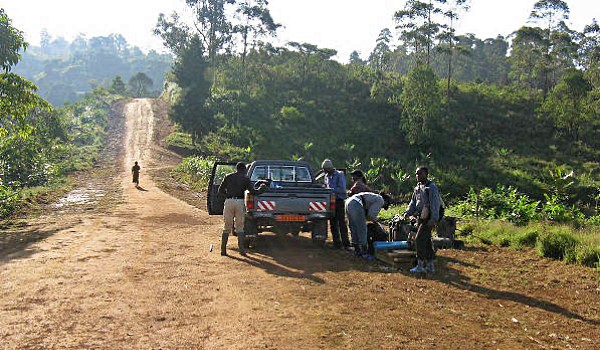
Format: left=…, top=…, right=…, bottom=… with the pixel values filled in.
left=410, top=259, right=427, bottom=273
left=221, top=230, right=229, bottom=256
left=354, top=244, right=362, bottom=256
left=426, top=259, right=436, bottom=273
left=237, top=231, right=247, bottom=256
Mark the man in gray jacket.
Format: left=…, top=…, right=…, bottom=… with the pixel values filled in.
left=346, top=191, right=391, bottom=258
left=402, top=166, right=441, bottom=273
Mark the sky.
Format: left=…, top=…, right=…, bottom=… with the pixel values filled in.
left=2, top=0, right=599, bottom=62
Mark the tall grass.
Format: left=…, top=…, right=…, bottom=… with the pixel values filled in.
left=459, top=219, right=599, bottom=268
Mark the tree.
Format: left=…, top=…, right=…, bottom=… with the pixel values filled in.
left=400, top=65, right=442, bottom=145
left=436, top=0, right=470, bottom=96
left=538, top=69, right=593, bottom=140
left=395, top=0, right=446, bottom=67
left=128, top=72, right=153, bottom=97
left=349, top=51, right=365, bottom=65
left=110, top=76, right=127, bottom=95
left=1, top=9, right=54, bottom=188
left=526, top=0, right=575, bottom=92
left=578, top=20, right=600, bottom=86
left=508, top=26, right=548, bottom=90
left=368, top=28, right=393, bottom=71
left=232, top=0, right=280, bottom=67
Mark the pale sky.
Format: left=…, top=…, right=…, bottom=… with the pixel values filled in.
left=2, top=0, right=599, bottom=62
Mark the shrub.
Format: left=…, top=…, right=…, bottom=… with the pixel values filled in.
left=536, top=230, right=579, bottom=260
left=573, top=244, right=600, bottom=268
left=170, top=156, right=215, bottom=191
left=512, top=229, right=539, bottom=247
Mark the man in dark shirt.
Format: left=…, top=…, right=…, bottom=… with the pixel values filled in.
left=402, top=166, right=441, bottom=273
left=217, top=162, right=266, bottom=256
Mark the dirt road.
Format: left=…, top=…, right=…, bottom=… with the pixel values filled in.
left=1, top=99, right=598, bottom=349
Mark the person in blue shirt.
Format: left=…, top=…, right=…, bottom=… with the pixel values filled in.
left=322, top=159, right=351, bottom=250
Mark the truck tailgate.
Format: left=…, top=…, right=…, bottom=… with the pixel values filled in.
left=253, top=189, right=331, bottom=213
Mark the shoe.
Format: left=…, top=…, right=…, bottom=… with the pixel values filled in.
left=221, top=251, right=227, bottom=256
left=410, top=259, right=427, bottom=273
left=361, top=254, right=374, bottom=260
left=343, top=246, right=354, bottom=252
left=426, top=260, right=435, bottom=273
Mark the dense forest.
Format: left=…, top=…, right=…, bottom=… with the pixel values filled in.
left=13, top=32, right=172, bottom=106
left=155, top=0, right=598, bottom=212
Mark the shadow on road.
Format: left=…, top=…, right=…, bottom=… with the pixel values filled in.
left=426, top=255, right=600, bottom=326
left=229, top=232, right=371, bottom=283
left=0, top=225, right=62, bottom=265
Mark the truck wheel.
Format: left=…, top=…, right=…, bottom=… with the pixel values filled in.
left=311, top=220, right=327, bottom=246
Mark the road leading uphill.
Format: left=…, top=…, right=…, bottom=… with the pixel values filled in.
left=1, top=99, right=598, bottom=349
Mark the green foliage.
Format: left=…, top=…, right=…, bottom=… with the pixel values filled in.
left=0, top=8, right=27, bottom=72
left=541, top=193, right=584, bottom=223
left=400, top=65, right=442, bottom=145
left=453, top=186, right=540, bottom=225
left=457, top=219, right=598, bottom=267
left=170, top=156, right=216, bottom=191
left=110, top=76, right=127, bottom=95
left=536, top=229, right=579, bottom=260
left=128, top=72, right=154, bottom=97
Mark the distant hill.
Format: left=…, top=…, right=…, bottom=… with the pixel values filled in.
left=13, top=33, right=173, bottom=106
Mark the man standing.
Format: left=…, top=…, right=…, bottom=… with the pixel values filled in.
left=402, top=166, right=441, bottom=273
left=131, top=161, right=141, bottom=186
left=346, top=192, right=391, bottom=258
left=217, top=162, right=266, bottom=256
left=322, top=159, right=350, bottom=249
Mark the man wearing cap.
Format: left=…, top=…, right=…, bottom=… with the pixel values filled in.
left=322, top=159, right=351, bottom=249
left=218, top=162, right=267, bottom=256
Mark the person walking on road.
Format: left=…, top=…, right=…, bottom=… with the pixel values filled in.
left=322, top=159, right=351, bottom=250
left=402, top=166, right=441, bottom=273
left=346, top=191, right=391, bottom=258
left=131, top=161, right=141, bottom=186
left=218, top=162, right=266, bottom=256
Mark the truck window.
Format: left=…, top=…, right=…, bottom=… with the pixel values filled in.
left=250, top=165, right=312, bottom=183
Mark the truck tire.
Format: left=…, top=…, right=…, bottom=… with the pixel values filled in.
left=311, top=220, right=327, bottom=246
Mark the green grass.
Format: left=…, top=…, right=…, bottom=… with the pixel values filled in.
left=458, top=219, right=600, bottom=268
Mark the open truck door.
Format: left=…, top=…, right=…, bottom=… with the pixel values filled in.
left=207, top=162, right=238, bottom=215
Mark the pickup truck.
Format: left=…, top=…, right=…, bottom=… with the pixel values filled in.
left=207, top=160, right=334, bottom=248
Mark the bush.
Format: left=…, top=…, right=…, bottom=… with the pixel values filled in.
left=453, top=185, right=539, bottom=225
left=170, top=156, right=215, bottom=191
left=512, top=229, right=539, bottom=247
left=536, top=230, right=579, bottom=260
left=572, top=244, right=600, bottom=268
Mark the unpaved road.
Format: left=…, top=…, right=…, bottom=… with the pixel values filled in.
left=1, top=99, right=598, bottom=349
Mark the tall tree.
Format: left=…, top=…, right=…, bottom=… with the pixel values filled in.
left=368, top=28, right=393, bottom=71
left=395, top=0, right=446, bottom=67
left=1, top=9, right=53, bottom=188
left=538, top=69, right=593, bottom=140
left=437, top=0, right=470, bottom=96
left=232, top=0, right=279, bottom=67
left=527, top=0, right=574, bottom=92
left=128, top=72, right=153, bottom=97
left=400, top=64, right=442, bottom=146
